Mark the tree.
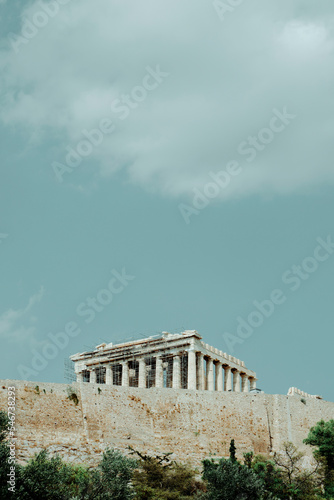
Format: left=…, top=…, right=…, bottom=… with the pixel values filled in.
left=252, top=454, right=291, bottom=499
left=0, top=410, right=10, bottom=443
left=304, top=420, right=334, bottom=498
left=92, top=448, right=137, bottom=499
left=229, top=439, right=237, bottom=463
left=16, top=449, right=77, bottom=499
left=129, top=447, right=205, bottom=499
left=304, top=420, right=334, bottom=470
left=273, top=442, right=324, bottom=499
left=243, top=451, right=254, bottom=469
left=202, top=458, right=264, bottom=500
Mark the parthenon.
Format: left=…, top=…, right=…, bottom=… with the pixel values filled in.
left=70, top=330, right=257, bottom=392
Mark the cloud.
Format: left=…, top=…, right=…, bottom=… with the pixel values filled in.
left=0, top=287, right=45, bottom=343
left=1, top=0, right=334, bottom=200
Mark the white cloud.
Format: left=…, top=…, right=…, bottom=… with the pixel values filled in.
left=1, top=0, right=334, bottom=200
left=0, top=287, right=45, bottom=343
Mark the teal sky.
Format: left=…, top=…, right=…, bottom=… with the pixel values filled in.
left=0, top=0, right=333, bottom=401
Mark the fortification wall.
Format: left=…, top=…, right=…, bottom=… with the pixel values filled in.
left=0, top=380, right=333, bottom=466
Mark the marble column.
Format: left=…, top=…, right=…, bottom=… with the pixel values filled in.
left=138, top=358, right=146, bottom=388
left=224, top=365, right=232, bottom=391
left=241, top=373, right=248, bottom=393
left=187, top=350, right=197, bottom=390
left=198, top=352, right=205, bottom=390
left=215, top=362, right=223, bottom=392
left=76, top=372, right=83, bottom=383
left=155, top=356, right=163, bottom=388
left=233, top=370, right=241, bottom=392
left=121, top=361, right=129, bottom=387
left=249, top=377, right=257, bottom=391
left=207, top=358, right=214, bottom=391
left=172, top=354, right=181, bottom=389
left=90, top=369, right=96, bottom=384
left=106, top=365, right=113, bottom=385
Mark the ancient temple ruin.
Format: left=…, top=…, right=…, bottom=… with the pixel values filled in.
left=70, top=330, right=257, bottom=392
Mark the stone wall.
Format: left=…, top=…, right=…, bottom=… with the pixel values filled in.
left=0, top=380, right=333, bottom=466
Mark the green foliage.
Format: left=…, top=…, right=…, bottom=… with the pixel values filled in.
left=0, top=439, right=11, bottom=499
left=304, top=420, right=334, bottom=471
left=15, top=450, right=103, bottom=499
left=10, top=448, right=136, bottom=500
left=34, top=385, right=40, bottom=395
left=252, top=454, right=291, bottom=499
left=66, top=386, right=79, bottom=405
left=16, top=449, right=76, bottom=499
left=0, top=410, right=9, bottom=443
left=273, top=442, right=325, bottom=499
left=92, top=448, right=137, bottom=499
left=229, top=439, right=237, bottom=463
left=243, top=451, right=254, bottom=468
left=62, top=463, right=96, bottom=499
left=202, top=457, right=264, bottom=500
left=304, top=421, right=334, bottom=498
left=130, top=448, right=205, bottom=499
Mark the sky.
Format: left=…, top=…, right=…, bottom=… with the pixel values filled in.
left=0, top=0, right=333, bottom=401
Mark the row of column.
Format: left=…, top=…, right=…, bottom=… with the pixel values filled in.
left=196, top=352, right=256, bottom=392
left=79, top=351, right=256, bottom=392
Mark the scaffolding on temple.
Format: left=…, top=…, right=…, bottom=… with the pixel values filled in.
left=70, top=330, right=258, bottom=392
left=63, top=358, right=76, bottom=383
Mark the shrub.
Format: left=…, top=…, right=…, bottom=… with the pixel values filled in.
left=16, top=449, right=76, bottom=499
left=92, top=448, right=137, bottom=499
left=130, top=448, right=205, bottom=499
left=66, top=386, right=79, bottom=406
left=202, top=458, right=264, bottom=500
